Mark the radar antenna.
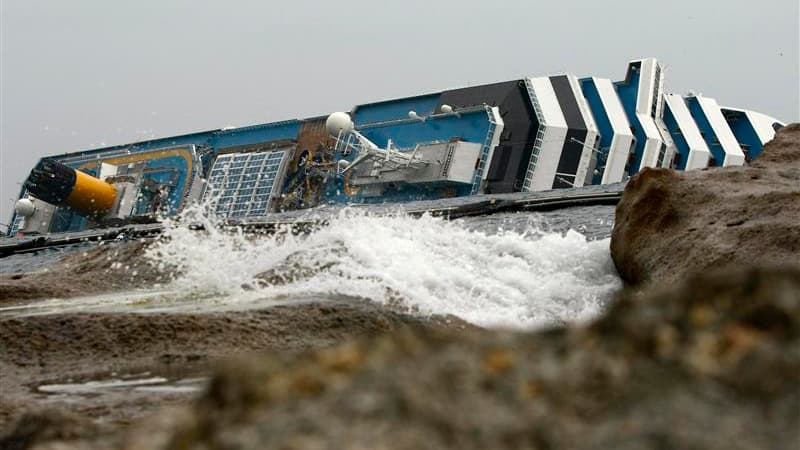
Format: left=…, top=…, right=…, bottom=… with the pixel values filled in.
left=325, top=112, right=429, bottom=174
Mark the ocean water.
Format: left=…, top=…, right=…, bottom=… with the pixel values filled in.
left=2, top=204, right=621, bottom=329
left=151, top=203, right=620, bottom=329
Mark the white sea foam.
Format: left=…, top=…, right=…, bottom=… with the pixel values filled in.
left=144, top=204, right=621, bottom=329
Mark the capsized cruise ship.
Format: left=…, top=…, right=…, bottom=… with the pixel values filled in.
left=6, top=58, right=785, bottom=237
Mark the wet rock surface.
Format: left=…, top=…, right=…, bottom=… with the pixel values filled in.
left=0, top=241, right=164, bottom=304
left=157, top=267, right=800, bottom=450
left=610, top=123, right=800, bottom=286
left=6, top=266, right=796, bottom=450
left=0, top=301, right=472, bottom=432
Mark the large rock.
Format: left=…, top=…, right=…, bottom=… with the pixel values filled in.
left=5, top=249, right=799, bottom=450
left=610, top=124, right=800, bottom=286
left=48, top=265, right=792, bottom=450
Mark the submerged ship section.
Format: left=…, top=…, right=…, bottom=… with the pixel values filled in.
left=6, top=57, right=786, bottom=236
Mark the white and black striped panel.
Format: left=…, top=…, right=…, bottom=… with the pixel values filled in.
left=566, top=74, right=600, bottom=186
left=626, top=58, right=666, bottom=172
left=522, top=77, right=568, bottom=192
left=645, top=60, right=676, bottom=168
left=633, top=58, right=664, bottom=117
left=549, top=75, right=593, bottom=189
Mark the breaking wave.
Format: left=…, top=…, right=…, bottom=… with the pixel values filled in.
left=146, top=204, right=621, bottom=329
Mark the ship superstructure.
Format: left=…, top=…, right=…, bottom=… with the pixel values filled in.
left=6, top=57, right=785, bottom=236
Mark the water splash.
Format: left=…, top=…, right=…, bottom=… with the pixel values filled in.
left=145, top=203, right=621, bottom=329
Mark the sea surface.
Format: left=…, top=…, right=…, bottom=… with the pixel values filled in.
left=1, top=203, right=621, bottom=329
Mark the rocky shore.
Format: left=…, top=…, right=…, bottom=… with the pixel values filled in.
left=610, top=123, right=800, bottom=286
left=0, top=300, right=471, bottom=430
left=1, top=125, right=798, bottom=449
left=84, top=266, right=797, bottom=450
left=0, top=241, right=161, bottom=304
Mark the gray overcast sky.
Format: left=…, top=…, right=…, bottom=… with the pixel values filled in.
left=1, top=0, right=798, bottom=227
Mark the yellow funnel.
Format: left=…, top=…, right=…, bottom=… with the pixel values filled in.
left=25, top=159, right=118, bottom=219
left=65, top=170, right=118, bottom=218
